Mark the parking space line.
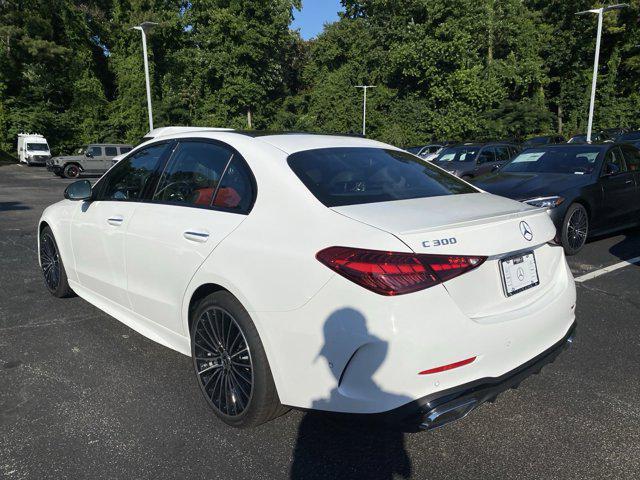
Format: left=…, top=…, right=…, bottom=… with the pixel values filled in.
left=574, top=256, right=640, bottom=283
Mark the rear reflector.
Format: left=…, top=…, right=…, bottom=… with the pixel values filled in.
left=316, top=247, right=486, bottom=296
left=419, top=356, right=477, bottom=375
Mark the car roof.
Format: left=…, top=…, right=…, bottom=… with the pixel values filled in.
left=146, top=126, right=235, bottom=139
left=446, top=142, right=516, bottom=147
left=155, top=130, right=394, bottom=155
left=90, top=143, right=133, bottom=147
left=523, top=143, right=612, bottom=150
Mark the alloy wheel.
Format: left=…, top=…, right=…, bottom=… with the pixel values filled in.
left=567, top=207, right=588, bottom=251
left=193, top=307, right=253, bottom=417
left=40, top=233, right=60, bottom=291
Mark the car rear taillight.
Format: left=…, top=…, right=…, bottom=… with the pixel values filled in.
left=316, top=247, right=486, bottom=296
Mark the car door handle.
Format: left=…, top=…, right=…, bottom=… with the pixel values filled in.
left=107, top=216, right=124, bottom=226
left=183, top=231, right=210, bottom=243
left=625, top=180, right=633, bottom=184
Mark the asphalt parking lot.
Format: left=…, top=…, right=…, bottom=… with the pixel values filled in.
left=1, top=163, right=639, bottom=480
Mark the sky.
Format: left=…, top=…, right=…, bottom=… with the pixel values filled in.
left=292, top=0, right=343, bottom=40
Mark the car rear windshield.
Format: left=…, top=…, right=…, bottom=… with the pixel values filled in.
left=501, top=147, right=602, bottom=174
left=434, top=146, right=479, bottom=162
left=618, top=132, right=640, bottom=142
left=287, top=147, right=476, bottom=207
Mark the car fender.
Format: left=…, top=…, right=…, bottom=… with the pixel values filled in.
left=37, top=201, right=79, bottom=282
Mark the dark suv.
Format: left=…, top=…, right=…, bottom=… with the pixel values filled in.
left=47, top=143, right=133, bottom=178
left=432, top=143, right=520, bottom=180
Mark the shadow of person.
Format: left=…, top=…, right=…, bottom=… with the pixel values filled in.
left=290, top=308, right=412, bottom=480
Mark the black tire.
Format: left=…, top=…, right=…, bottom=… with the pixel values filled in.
left=190, top=291, right=287, bottom=428
left=39, top=226, right=74, bottom=298
left=63, top=163, right=80, bottom=179
left=561, top=203, right=589, bottom=256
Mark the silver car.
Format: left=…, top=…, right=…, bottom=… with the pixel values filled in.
left=47, top=144, right=133, bottom=178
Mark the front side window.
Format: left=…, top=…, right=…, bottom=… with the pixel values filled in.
left=98, top=143, right=168, bottom=201
left=153, top=142, right=232, bottom=208
left=288, top=147, right=476, bottom=207
left=87, top=146, right=103, bottom=157
left=105, top=146, right=118, bottom=156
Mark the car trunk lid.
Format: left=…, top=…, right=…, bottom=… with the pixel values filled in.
left=331, top=193, right=563, bottom=320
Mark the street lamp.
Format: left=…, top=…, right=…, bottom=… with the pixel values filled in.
left=355, top=85, right=376, bottom=136
left=576, top=4, right=628, bottom=143
left=132, top=21, right=158, bottom=132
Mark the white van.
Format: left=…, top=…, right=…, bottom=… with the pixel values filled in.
left=17, top=134, right=52, bottom=166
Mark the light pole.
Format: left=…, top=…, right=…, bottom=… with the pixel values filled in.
left=132, top=21, right=158, bottom=132
left=576, top=4, right=628, bottom=143
left=355, top=85, right=376, bottom=136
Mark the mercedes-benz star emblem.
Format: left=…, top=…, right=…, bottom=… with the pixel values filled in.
left=519, top=221, right=533, bottom=241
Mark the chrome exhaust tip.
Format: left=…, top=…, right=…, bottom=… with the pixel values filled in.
left=419, top=398, right=478, bottom=430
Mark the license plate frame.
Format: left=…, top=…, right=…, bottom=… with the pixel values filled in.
left=500, top=251, right=540, bottom=297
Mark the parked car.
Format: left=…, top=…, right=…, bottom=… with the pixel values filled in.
left=406, top=144, right=445, bottom=161
left=567, top=132, right=613, bottom=144
left=523, top=135, right=566, bottom=148
left=432, top=142, right=520, bottom=179
left=17, top=133, right=51, bottom=166
left=616, top=130, right=640, bottom=146
left=474, top=143, right=640, bottom=255
left=47, top=144, right=133, bottom=178
left=38, top=131, right=576, bottom=430
left=601, top=127, right=628, bottom=139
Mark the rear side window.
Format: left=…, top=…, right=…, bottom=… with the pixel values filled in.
left=98, top=143, right=168, bottom=201
left=495, top=146, right=511, bottom=162
left=153, top=141, right=255, bottom=213
left=621, top=145, right=640, bottom=171
left=154, top=142, right=232, bottom=207
left=478, top=147, right=496, bottom=163
left=288, top=147, right=476, bottom=207
left=603, top=147, right=627, bottom=175
left=120, top=147, right=132, bottom=154
left=105, top=146, right=118, bottom=156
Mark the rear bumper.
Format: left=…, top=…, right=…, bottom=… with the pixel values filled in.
left=384, top=320, right=576, bottom=431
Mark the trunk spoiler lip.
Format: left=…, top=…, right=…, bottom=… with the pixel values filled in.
left=390, top=206, right=548, bottom=236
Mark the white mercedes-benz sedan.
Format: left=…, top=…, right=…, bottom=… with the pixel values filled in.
left=38, top=131, right=576, bottom=430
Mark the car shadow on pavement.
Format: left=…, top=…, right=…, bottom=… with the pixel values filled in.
left=290, top=308, right=412, bottom=480
left=608, top=227, right=640, bottom=264
left=0, top=201, right=30, bottom=212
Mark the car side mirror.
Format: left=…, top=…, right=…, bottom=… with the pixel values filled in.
left=64, top=180, right=92, bottom=201
left=491, top=165, right=501, bottom=173
left=85, top=151, right=93, bottom=158
left=605, top=162, right=620, bottom=176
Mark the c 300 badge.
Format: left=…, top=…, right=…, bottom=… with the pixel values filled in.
left=422, top=237, right=457, bottom=248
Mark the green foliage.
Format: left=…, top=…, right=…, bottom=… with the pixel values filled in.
left=1, top=0, right=640, bottom=153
